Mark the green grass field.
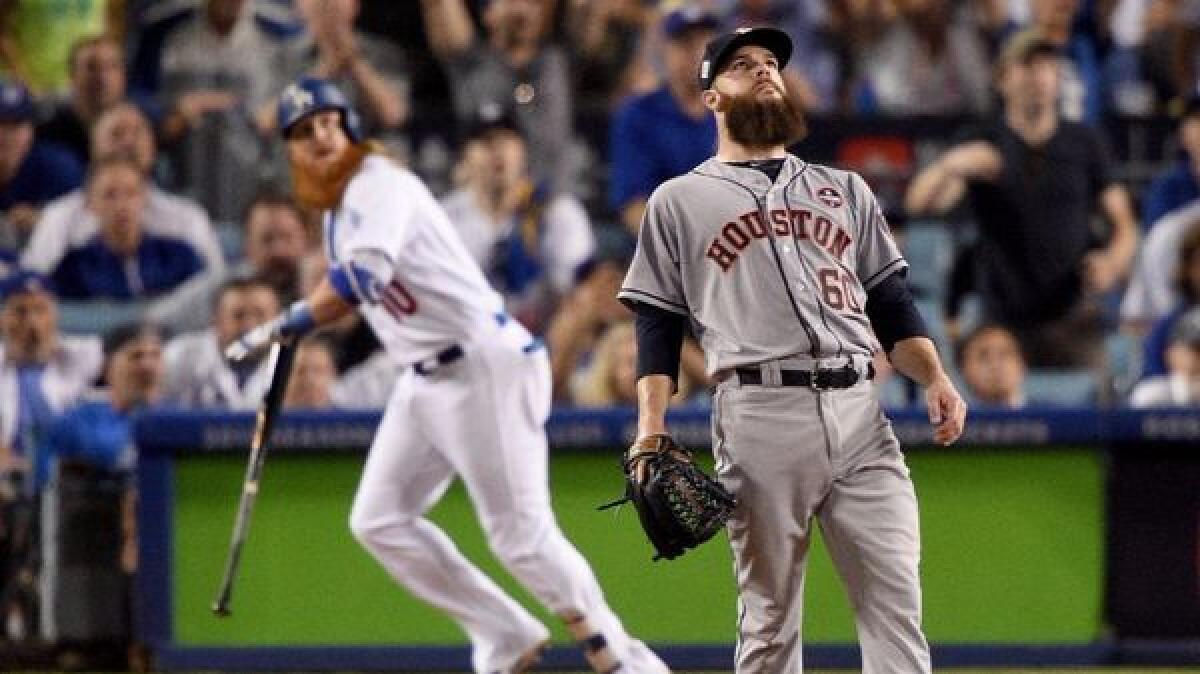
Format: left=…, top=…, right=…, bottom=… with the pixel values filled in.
left=171, top=448, right=1106, bottom=646
left=141, top=448, right=1199, bottom=674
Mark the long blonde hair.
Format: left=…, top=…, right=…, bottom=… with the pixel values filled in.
left=571, top=321, right=693, bottom=407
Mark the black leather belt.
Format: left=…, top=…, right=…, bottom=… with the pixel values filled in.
left=735, top=363, right=874, bottom=389
left=413, top=344, right=464, bottom=375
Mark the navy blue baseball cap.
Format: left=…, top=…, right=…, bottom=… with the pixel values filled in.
left=0, top=79, right=34, bottom=122
left=0, top=270, right=55, bottom=304
left=663, top=5, right=721, bottom=39
left=277, top=77, right=363, bottom=143
left=699, top=26, right=792, bottom=90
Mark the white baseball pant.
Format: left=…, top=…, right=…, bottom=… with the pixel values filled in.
left=348, top=319, right=667, bottom=674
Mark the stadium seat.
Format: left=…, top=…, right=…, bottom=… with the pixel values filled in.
left=1025, top=368, right=1098, bottom=406
left=57, top=300, right=147, bottom=336
left=902, top=221, right=954, bottom=303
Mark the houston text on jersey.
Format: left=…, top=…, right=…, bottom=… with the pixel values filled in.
left=705, top=208, right=852, bottom=271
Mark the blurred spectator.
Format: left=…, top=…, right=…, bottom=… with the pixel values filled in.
left=609, top=6, right=718, bottom=234
left=1134, top=217, right=1200, bottom=376
left=1104, top=0, right=1179, bottom=116
left=569, top=320, right=638, bottom=406
left=1140, top=92, right=1200, bottom=228
left=566, top=0, right=657, bottom=107
left=49, top=155, right=207, bottom=300
left=825, top=0, right=900, bottom=112
left=33, top=322, right=164, bottom=493
left=162, top=276, right=280, bottom=409
left=570, top=319, right=694, bottom=406
left=1173, top=0, right=1200, bottom=101
left=955, top=322, right=1028, bottom=407
left=22, top=102, right=225, bottom=281
left=149, top=189, right=309, bottom=332
left=717, top=0, right=841, bottom=113
left=1130, top=305, right=1200, bottom=405
left=443, top=110, right=594, bottom=334
left=547, top=248, right=634, bottom=401
left=279, top=0, right=410, bottom=154
left=1015, top=0, right=1105, bottom=123
left=35, top=35, right=128, bottom=167
left=0, top=79, right=85, bottom=254
left=31, top=321, right=162, bottom=666
left=0, top=273, right=101, bottom=639
left=1121, top=201, right=1200, bottom=332
left=130, top=0, right=299, bottom=222
left=420, top=0, right=577, bottom=191
left=283, top=335, right=339, bottom=409
left=0, top=0, right=115, bottom=96
left=0, top=271, right=102, bottom=479
left=854, top=0, right=992, bottom=116
left=906, top=30, right=1139, bottom=368
left=237, top=190, right=309, bottom=302
left=546, top=244, right=711, bottom=401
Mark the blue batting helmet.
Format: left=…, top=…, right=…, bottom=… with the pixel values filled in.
left=277, top=77, right=364, bottom=143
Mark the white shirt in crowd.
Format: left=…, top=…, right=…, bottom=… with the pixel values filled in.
left=1130, top=374, right=1200, bottom=407
left=21, top=186, right=226, bottom=278
left=440, top=187, right=594, bottom=298
left=1121, top=201, right=1200, bottom=327
left=0, top=336, right=103, bottom=451
left=162, top=329, right=274, bottom=410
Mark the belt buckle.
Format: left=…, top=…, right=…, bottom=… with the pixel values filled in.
left=809, top=366, right=832, bottom=392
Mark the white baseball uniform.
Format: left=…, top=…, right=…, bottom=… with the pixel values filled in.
left=161, top=330, right=275, bottom=410
left=329, top=155, right=667, bottom=674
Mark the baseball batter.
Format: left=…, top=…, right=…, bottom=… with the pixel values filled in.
left=228, top=78, right=669, bottom=674
left=619, top=29, right=967, bottom=673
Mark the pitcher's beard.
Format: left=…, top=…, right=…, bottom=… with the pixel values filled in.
left=723, top=85, right=807, bottom=149
left=291, top=143, right=369, bottom=211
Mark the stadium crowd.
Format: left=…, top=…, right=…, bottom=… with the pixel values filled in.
left=1, top=0, right=1200, bottom=668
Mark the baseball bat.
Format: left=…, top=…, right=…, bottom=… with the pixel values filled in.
left=212, top=339, right=298, bottom=617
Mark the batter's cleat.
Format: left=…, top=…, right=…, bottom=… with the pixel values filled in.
left=492, top=639, right=548, bottom=674
left=563, top=614, right=623, bottom=674
left=578, top=633, right=623, bottom=673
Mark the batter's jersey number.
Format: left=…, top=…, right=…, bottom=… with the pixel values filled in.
left=818, top=268, right=863, bottom=313
left=380, top=278, right=418, bottom=319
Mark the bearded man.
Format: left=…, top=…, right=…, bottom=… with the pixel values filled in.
left=619, top=27, right=965, bottom=674
left=225, top=77, right=669, bottom=674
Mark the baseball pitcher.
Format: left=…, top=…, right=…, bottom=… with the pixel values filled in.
left=619, top=28, right=968, bottom=673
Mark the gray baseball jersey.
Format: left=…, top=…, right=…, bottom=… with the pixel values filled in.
left=620, top=153, right=930, bottom=673
left=619, top=155, right=905, bottom=374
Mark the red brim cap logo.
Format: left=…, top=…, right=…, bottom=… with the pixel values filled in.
left=817, top=187, right=843, bottom=208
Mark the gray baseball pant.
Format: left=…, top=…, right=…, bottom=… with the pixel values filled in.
left=712, top=360, right=931, bottom=674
